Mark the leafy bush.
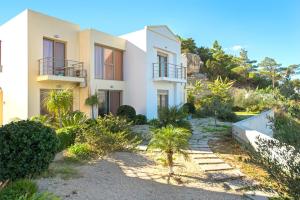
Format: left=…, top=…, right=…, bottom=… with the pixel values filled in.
left=157, top=106, right=188, bottom=128
left=216, top=104, right=237, bottom=122
left=134, top=114, right=147, bottom=125
left=116, top=105, right=136, bottom=120
left=182, top=102, right=196, bottom=114
left=253, top=137, right=300, bottom=199
left=30, top=115, right=53, bottom=128
left=271, top=111, right=300, bottom=149
left=76, top=114, right=140, bottom=156
left=18, top=192, right=61, bottom=200
left=0, top=179, right=37, bottom=200
left=95, top=114, right=132, bottom=134
left=67, top=143, right=93, bottom=160
left=61, top=111, right=87, bottom=128
left=56, top=126, right=77, bottom=151
left=0, top=120, right=59, bottom=181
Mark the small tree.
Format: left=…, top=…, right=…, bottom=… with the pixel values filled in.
left=85, top=94, right=98, bottom=119
left=208, top=77, right=234, bottom=126
left=45, top=89, right=73, bottom=128
left=148, top=125, right=191, bottom=175
left=259, top=57, right=283, bottom=88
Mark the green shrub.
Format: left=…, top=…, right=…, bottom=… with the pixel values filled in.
left=216, top=105, right=237, bottom=122
left=61, top=111, right=87, bottom=128
left=0, top=179, right=37, bottom=200
left=67, top=143, right=93, bottom=160
left=253, top=137, right=300, bottom=199
left=56, top=126, right=77, bottom=151
left=95, top=114, right=132, bottom=134
left=271, top=111, right=300, bottom=149
left=18, top=192, right=61, bottom=200
left=30, top=115, right=53, bottom=128
left=80, top=129, right=140, bottom=156
left=158, top=106, right=188, bottom=128
left=77, top=115, right=140, bottom=156
left=116, top=105, right=136, bottom=120
left=0, top=120, right=59, bottom=181
left=182, top=102, right=196, bottom=114
left=134, top=114, right=147, bottom=125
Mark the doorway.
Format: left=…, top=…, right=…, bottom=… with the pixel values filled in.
left=97, top=90, right=122, bottom=116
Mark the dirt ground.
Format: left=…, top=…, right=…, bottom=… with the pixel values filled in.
left=37, top=152, right=244, bottom=200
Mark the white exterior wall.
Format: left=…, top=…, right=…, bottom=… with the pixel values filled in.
left=122, top=26, right=186, bottom=119
left=0, top=11, right=29, bottom=123
left=145, top=27, right=185, bottom=119
left=121, top=29, right=147, bottom=115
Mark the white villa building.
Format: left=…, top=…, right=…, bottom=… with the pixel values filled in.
left=0, top=9, right=186, bottom=125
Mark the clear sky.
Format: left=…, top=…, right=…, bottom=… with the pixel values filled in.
left=0, top=0, right=299, bottom=67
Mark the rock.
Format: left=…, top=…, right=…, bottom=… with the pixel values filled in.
left=224, top=179, right=259, bottom=191
left=206, top=169, right=245, bottom=181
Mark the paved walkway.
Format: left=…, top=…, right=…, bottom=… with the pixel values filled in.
left=188, top=118, right=272, bottom=200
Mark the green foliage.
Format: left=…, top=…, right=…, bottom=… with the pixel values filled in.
left=182, top=102, right=196, bottom=114
left=76, top=114, right=140, bottom=156
left=95, top=114, right=132, bottom=133
left=0, top=179, right=37, bottom=200
left=0, top=121, right=59, bottom=181
left=271, top=111, right=300, bottom=149
left=157, top=106, right=189, bottom=129
left=116, top=105, right=136, bottom=121
left=18, top=192, right=61, bottom=200
left=56, top=126, right=77, bottom=151
left=30, top=115, right=53, bottom=128
left=258, top=57, right=283, bottom=88
left=67, top=143, right=93, bottom=160
left=61, top=111, right=87, bottom=128
left=233, top=87, right=277, bottom=112
left=148, top=125, right=191, bottom=174
left=44, top=89, right=73, bottom=128
left=178, top=36, right=197, bottom=54
left=253, top=137, right=300, bottom=199
left=85, top=94, right=98, bottom=119
left=134, top=114, right=147, bottom=125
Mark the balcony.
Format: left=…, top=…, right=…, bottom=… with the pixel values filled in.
left=37, top=58, right=87, bottom=87
left=152, top=63, right=187, bottom=83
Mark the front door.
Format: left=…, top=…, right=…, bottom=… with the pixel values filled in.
left=0, top=89, right=3, bottom=126
left=98, top=90, right=122, bottom=116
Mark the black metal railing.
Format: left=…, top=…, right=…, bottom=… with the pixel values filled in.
left=39, top=57, right=86, bottom=78
left=153, top=63, right=186, bottom=80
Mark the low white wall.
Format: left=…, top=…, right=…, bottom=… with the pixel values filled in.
left=232, top=110, right=274, bottom=147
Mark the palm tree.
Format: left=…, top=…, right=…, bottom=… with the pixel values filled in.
left=45, top=89, right=73, bottom=128
left=85, top=94, right=98, bottom=119
left=148, top=125, right=191, bottom=175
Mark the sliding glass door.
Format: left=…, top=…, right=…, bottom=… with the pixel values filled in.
left=97, top=90, right=122, bottom=116
left=157, top=53, right=168, bottom=77
left=43, top=38, right=65, bottom=76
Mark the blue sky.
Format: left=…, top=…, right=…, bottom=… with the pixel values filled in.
left=0, top=0, right=299, bottom=67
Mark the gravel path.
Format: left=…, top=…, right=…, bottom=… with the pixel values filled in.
left=37, top=152, right=243, bottom=200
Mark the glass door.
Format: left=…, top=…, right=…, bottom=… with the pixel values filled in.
left=43, top=39, right=65, bottom=76
left=157, top=54, right=168, bottom=77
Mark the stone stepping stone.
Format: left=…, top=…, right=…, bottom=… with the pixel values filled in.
left=186, top=149, right=214, bottom=154
left=243, top=191, right=275, bottom=200
left=192, top=154, right=219, bottom=159
left=224, top=179, right=259, bottom=191
left=206, top=169, right=245, bottom=181
left=189, top=147, right=211, bottom=151
left=199, top=163, right=233, bottom=172
left=196, top=158, right=225, bottom=164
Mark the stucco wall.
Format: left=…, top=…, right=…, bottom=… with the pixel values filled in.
left=232, top=110, right=274, bottom=147
left=0, top=10, right=29, bottom=123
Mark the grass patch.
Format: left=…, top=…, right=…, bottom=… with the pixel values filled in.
left=235, top=111, right=259, bottom=121
left=201, top=124, right=231, bottom=134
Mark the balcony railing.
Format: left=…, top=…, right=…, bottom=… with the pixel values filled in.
left=152, top=63, right=187, bottom=80
left=38, top=57, right=86, bottom=78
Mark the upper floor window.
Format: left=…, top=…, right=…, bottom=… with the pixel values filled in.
left=43, top=38, right=66, bottom=76
left=94, top=45, right=123, bottom=80
left=157, top=52, right=168, bottom=77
